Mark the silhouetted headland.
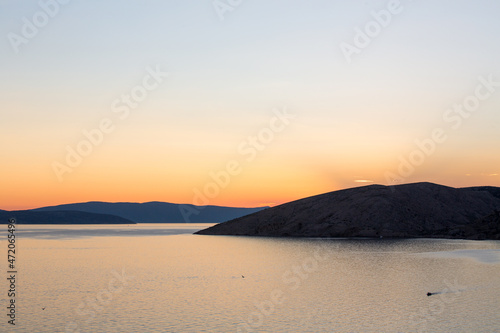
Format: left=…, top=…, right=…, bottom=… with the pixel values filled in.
left=195, top=182, right=500, bottom=240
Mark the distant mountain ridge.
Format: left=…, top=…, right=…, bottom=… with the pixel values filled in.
left=196, top=182, right=500, bottom=240
left=32, top=201, right=268, bottom=223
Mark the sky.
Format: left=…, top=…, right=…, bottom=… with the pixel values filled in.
left=1, top=0, right=499, bottom=210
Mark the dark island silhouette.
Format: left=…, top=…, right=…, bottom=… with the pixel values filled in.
left=0, top=210, right=135, bottom=225
left=195, top=182, right=500, bottom=240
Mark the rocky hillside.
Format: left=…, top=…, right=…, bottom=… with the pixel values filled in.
left=195, top=183, right=500, bottom=239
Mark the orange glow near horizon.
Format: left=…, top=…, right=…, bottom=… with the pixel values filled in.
left=2, top=118, right=499, bottom=211
left=2, top=165, right=499, bottom=211
left=2, top=121, right=500, bottom=211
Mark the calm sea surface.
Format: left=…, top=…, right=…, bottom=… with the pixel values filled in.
left=1, top=224, right=499, bottom=332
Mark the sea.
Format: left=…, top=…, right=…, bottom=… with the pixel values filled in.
left=1, top=223, right=499, bottom=332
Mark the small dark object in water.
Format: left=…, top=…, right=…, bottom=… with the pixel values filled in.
left=427, top=292, right=433, bottom=296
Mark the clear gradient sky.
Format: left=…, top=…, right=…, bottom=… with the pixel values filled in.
left=1, top=0, right=499, bottom=210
